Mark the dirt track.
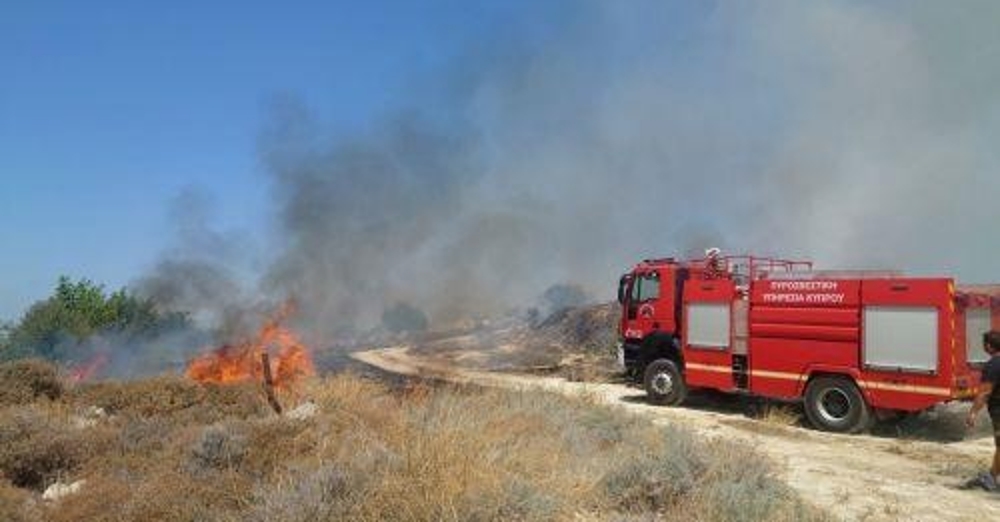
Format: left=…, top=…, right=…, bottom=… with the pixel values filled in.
left=354, top=346, right=1000, bottom=522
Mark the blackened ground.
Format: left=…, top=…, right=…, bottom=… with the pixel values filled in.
left=401, top=302, right=621, bottom=382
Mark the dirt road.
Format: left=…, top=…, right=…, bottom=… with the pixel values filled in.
left=354, top=346, right=1000, bottom=522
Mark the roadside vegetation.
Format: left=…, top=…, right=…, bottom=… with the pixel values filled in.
left=0, top=359, right=831, bottom=522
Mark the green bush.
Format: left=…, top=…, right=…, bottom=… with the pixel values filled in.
left=4, top=276, right=190, bottom=362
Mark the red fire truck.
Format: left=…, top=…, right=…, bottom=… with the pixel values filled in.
left=616, top=252, right=998, bottom=432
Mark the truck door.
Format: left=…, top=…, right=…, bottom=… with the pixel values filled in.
left=861, top=279, right=951, bottom=374
left=859, top=278, right=957, bottom=411
left=681, top=279, right=736, bottom=390
left=623, top=270, right=675, bottom=340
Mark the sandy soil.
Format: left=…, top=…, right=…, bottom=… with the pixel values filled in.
left=353, top=346, right=1000, bottom=522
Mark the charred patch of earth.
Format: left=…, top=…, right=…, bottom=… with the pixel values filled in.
left=406, top=302, right=622, bottom=382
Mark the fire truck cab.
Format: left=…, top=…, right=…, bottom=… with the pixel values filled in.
left=617, top=252, right=997, bottom=433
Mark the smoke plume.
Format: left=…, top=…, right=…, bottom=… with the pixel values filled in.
left=148, top=1, right=1000, bottom=345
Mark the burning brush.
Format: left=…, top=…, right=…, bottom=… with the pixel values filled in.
left=185, top=302, right=315, bottom=412
left=67, top=351, right=110, bottom=383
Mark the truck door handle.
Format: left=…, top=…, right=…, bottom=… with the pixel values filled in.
left=890, top=284, right=909, bottom=291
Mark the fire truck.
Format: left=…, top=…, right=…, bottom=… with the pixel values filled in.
left=616, top=251, right=998, bottom=433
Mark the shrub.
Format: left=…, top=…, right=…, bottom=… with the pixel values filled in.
left=455, top=476, right=563, bottom=522
left=118, top=415, right=175, bottom=454
left=189, top=422, right=250, bottom=473
left=0, top=359, right=63, bottom=406
left=248, top=465, right=356, bottom=522
left=4, top=276, right=191, bottom=361
left=24, top=371, right=831, bottom=522
left=692, top=442, right=812, bottom=522
left=50, top=470, right=251, bottom=522
left=0, top=406, right=86, bottom=489
left=602, top=427, right=707, bottom=512
left=198, top=382, right=270, bottom=420
left=70, top=376, right=202, bottom=416
left=69, top=377, right=266, bottom=421
left=0, top=479, right=43, bottom=522
left=238, top=417, right=319, bottom=478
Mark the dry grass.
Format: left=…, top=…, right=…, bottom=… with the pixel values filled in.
left=0, top=478, right=44, bottom=522
left=67, top=376, right=267, bottom=421
left=756, top=402, right=802, bottom=427
left=0, top=359, right=831, bottom=522
left=0, top=404, right=116, bottom=490
left=0, top=359, right=63, bottom=407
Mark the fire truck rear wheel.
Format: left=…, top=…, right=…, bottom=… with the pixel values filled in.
left=804, top=376, right=871, bottom=434
left=643, top=359, right=687, bottom=406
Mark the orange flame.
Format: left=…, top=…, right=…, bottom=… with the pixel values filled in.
left=185, top=304, right=315, bottom=388
left=68, top=352, right=110, bottom=383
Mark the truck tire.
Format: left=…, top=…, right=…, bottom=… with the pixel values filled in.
left=803, top=376, right=871, bottom=433
left=643, top=359, right=687, bottom=406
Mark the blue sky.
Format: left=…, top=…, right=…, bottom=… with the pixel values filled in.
left=0, top=1, right=573, bottom=320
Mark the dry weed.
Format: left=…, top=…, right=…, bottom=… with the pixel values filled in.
left=757, top=402, right=801, bottom=427
left=189, top=421, right=250, bottom=473
left=69, top=377, right=267, bottom=424
left=0, top=371, right=833, bottom=522
left=0, top=404, right=113, bottom=490
left=0, top=478, right=44, bottom=522
left=0, top=359, right=63, bottom=406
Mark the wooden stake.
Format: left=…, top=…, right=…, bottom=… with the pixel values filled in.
left=261, top=351, right=283, bottom=414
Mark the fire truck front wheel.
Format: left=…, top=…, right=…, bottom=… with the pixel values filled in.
left=804, top=376, right=871, bottom=434
left=643, top=359, right=687, bottom=406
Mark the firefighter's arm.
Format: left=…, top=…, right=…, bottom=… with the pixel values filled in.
left=967, top=381, right=994, bottom=428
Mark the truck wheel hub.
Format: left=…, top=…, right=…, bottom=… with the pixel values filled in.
left=817, top=389, right=851, bottom=423
left=651, top=372, right=674, bottom=395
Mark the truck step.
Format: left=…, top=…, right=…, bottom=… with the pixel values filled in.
left=732, top=354, right=749, bottom=389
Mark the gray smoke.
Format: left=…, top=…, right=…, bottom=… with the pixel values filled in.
left=730, top=1, right=1000, bottom=276
left=138, top=188, right=272, bottom=340
left=146, top=1, right=1000, bottom=345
